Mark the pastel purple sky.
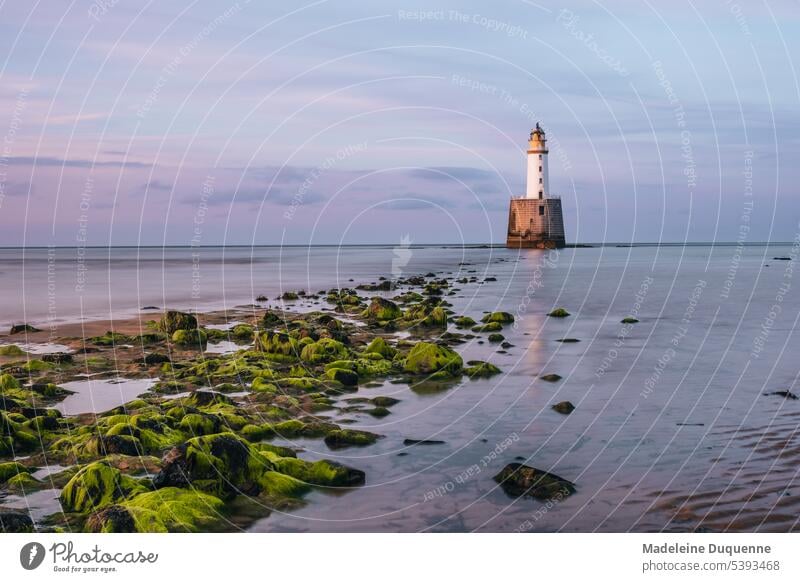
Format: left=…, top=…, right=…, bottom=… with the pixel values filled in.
left=0, top=0, right=798, bottom=245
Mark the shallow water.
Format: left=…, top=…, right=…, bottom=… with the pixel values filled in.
left=0, top=488, right=63, bottom=526
left=3, top=244, right=800, bottom=532
left=55, top=377, right=159, bottom=415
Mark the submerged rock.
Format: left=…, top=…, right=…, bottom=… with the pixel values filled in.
left=540, top=374, right=562, bottom=382
left=324, top=429, right=380, bottom=450
left=481, top=312, right=515, bottom=324
left=621, top=317, right=639, bottom=324
left=403, top=438, right=445, bottom=446
left=547, top=308, right=570, bottom=318
left=465, top=361, right=502, bottom=378
left=493, top=463, right=575, bottom=500
left=765, top=390, right=798, bottom=400
left=362, top=297, right=402, bottom=321
left=552, top=401, right=575, bottom=414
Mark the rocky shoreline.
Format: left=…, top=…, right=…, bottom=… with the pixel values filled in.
left=0, top=271, right=577, bottom=533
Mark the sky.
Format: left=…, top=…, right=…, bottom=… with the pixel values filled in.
left=0, top=0, right=798, bottom=245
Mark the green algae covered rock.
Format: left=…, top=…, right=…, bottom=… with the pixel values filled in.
left=548, top=308, right=571, bottom=318
left=0, top=373, right=21, bottom=392
left=324, top=429, right=380, bottom=450
left=258, top=471, right=310, bottom=499
left=0, top=461, right=30, bottom=484
left=255, top=331, right=299, bottom=356
left=362, top=297, right=402, bottom=321
left=269, top=456, right=365, bottom=487
left=171, top=328, right=208, bottom=347
left=96, top=488, right=225, bottom=533
left=465, top=361, right=502, bottom=378
left=403, top=342, right=463, bottom=377
left=159, top=311, right=198, bottom=334
left=493, top=463, right=576, bottom=500
left=481, top=312, right=515, bottom=324
left=421, top=306, right=448, bottom=328
left=454, top=316, right=476, bottom=328
left=153, top=433, right=270, bottom=498
left=487, top=333, right=505, bottom=343
left=621, top=317, right=639, bottom=324
left=60, top=461, right=147, bottom=513
left=472, top=322, right=502, bottom=333
left=325, top=367, right=358, bottom=386
left=363, top=337, right=396, bottom=358
left=0, top=345, right=25, bottom=357
left=300, top=338, right=349, bottom=363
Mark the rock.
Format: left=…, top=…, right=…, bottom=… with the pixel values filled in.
left=540, top=374, right=562, bottom=382
left=117, top=488, right=224, bottom=532
left=41, top=352, right=74, bottom=364
left=9, top=324, right=40, bottom=335
left=324, top=429, right=380, bottom=450
left=481, top=312, right=514, bottom=324
left=325, top=367, right=359, bottom=387
left=487, top=333, right=505, bottom=343
left=370, top=396, right=400, bottom=407
left=158, top=311, right=198, bottom=334
left=300, top=338, right=348, bottom=363
left=364, top=337, right=397, bottom=358
left=0, top=509, right=33, bottom=532
left=85, top=505, right=136, bottom=533
left=0, top=461, right=30, bottom=484
left=766, top=390, right=798, bottom=400
left=547, top=308, right=570, bottom=318
left=0, top=344, right=25, bottom=356
left=367, top=406, right=390, bottom=418
left=363, top=297, right=402, bottom=320
left=403, top=342, right=463, bottom=377
left=552, top=401, right=575, bottom=414
left=465, top=361, right=502, bottom=378
left=270, top=457, right=365, bottom=486
left=143, top=353, right=171, bottom=365
left=621, top=317, right=639, bottom=324
left=60, top=461, right=147, bottom=513
left=171, top=328, right=208, bottom=346
left=556, top=338, right=580, bottom=343
left=454, top=316, right=476, bottom=328
left=473, top=322, right=503, bottom=333
left=403, top=438, right=445, bottom=445
left=154, top=433, right=264, bottom=497
left=281, top=291, right=300, bottom=300
left=493, top=463, right=575, bottom=500
left=255, top=331, right=299, bottom=356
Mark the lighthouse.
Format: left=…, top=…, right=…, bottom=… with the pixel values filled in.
left=506, top=123, right=566, bottom=248
left=526, top=123, right=549, bottom=199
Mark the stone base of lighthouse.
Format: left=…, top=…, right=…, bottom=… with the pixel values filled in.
left=506, top=198, right=566, bottom=249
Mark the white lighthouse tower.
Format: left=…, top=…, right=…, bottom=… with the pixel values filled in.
left=507, top=123, right=566, bottom=248
left=526, top=123, right=548, bottom=199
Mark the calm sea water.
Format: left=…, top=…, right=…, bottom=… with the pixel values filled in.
left=2, top=244, right=799, bottom=532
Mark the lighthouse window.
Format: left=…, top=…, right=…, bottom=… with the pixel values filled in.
left=539, top=155, right=542, bottom=160
left=539, top=178, right=543, bottom=184
left=539, top=166, right=542, bottom=171
left=538, top=205, right=544, bottom=215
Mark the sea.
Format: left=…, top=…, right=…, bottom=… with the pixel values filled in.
left=1, top=243, right=799, bottom=532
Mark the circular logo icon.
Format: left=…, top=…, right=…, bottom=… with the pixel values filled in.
left=20, top=542, right=46, bottom=570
